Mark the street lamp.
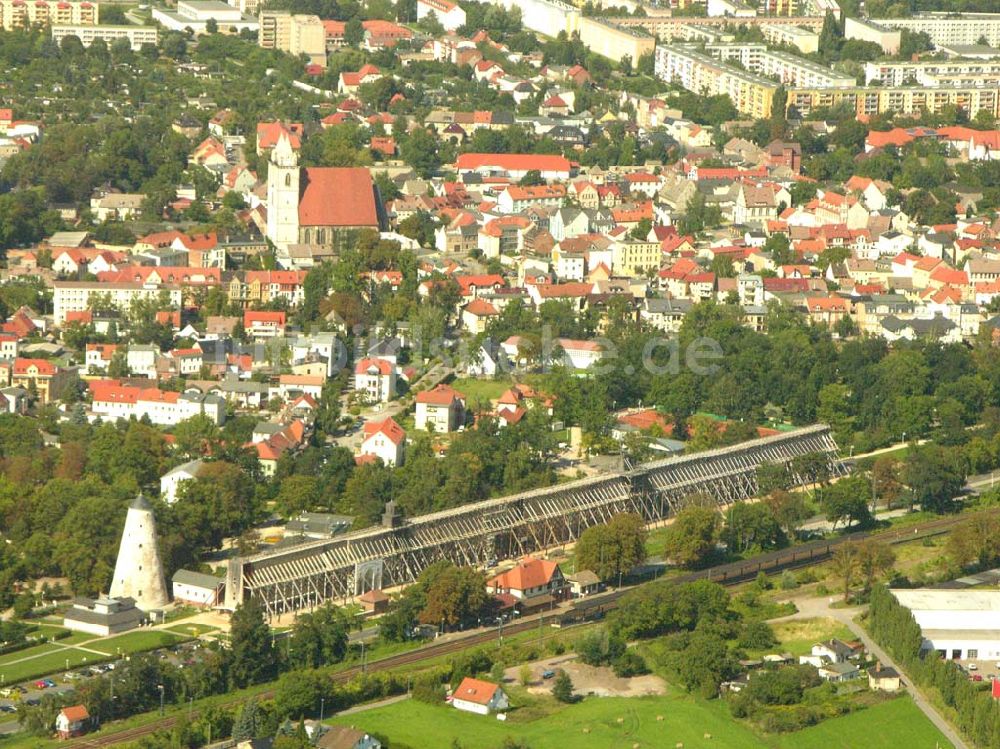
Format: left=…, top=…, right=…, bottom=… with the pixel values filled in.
left=319, top=697, right=325, bottom=722
left=496, top=616, right=503, bottom=647
left=157, top=684, right=165, bottom=716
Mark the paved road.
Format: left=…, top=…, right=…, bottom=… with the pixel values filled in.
left=772, top=595, right=969, bottom=749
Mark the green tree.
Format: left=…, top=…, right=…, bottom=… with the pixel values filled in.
left=662, top=505, right=720, bottom=568
left=667, top=630, right=738, bottom=698
left=228, top=598, right=276, bottom=688
left=551, top=670, right=575, bottom=702
left=574, top=512, right=646, bottom=582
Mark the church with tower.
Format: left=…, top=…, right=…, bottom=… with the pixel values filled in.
left=265, top=132, right=385, bottom=251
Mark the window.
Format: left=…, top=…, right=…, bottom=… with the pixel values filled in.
left=968, top=649, right=979, bottom=659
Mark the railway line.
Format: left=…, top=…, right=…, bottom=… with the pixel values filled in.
left=62, top=508, right=982, bottom=748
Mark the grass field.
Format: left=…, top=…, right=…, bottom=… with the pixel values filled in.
left=163, top=623, right=217, bottom=637
left=0, top=630, right=189, bottom=685
left=328, top=692, right=951, bottom=749
left=767, top=617, right=856, bottom=657
left=450, top=377, right=510, bottom=405
left=96, top=630, right=186, bottom=655
left=776, top=697, right=953, bottom=749
left=329, top=693, right=768, bottom=749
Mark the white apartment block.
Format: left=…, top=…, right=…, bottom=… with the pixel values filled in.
left=0, top=0, right=96, bottom=30
left=91, top=386, right=225, bottom=426
left=872, top=13, right=1000, bottom=48
left=865, top=59, right=1000, bottom=87
left=654, top=45, right=776, bottom=120
left=51, top=24, right=158, bottom=50
left=258, top=11, right=326, bottom=66
left=53, top=281, right=183, bottom=325
left=844, top=17, right=901, bottom=54
left=705, top=43, right=856, bottom=88
left=760, top=23, right=819, bottom=55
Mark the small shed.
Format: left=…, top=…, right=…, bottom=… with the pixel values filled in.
left=56, top=705, right=90, bottom=739
left=358, top=589, right=389, bottom=615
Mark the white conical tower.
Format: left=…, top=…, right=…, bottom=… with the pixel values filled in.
left=109, top=493, right=169, bottom=611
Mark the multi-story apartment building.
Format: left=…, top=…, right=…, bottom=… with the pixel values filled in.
left=787, top=85, right=1000, bottom=120
left=761, top=23, right=819, bottom=54
left=655, top=45, right=777, bottom=119
left=0, top=0, right=97, bottom=30
left=90, top=382, right=225, bottom=426
left=51, top=24, right=158, bottom=50
left=870, top=12, right=1000, bottom=48
left=843, top=17, right=900, bottom=54
left=52, top=281, right=182, bottom=325
left=10, top=358, right=74, bottom=405
left=865, top=59, right=1000, bottom=87
left=577, top=17, right=655, bottom=64
left=258, top=11, right=326, bottom=67
left=705, top=43, right=855, bottom=88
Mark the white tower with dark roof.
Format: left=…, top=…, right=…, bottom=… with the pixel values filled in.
left=109, top=494, right=169, bottom=611
left=266, top=131, right=301, bottom=250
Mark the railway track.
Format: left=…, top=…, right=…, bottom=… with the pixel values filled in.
left=62, top=509, right=984, bottom=748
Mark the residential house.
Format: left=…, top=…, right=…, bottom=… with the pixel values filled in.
left=414, top=384, right=465, bottom=432
left=451, top=677, right=510, bottom=716
left=354, top=358, right=396, bottom=403
left=486, top=557, right=566, bottom=602
left=359, top=416, right=405, bottom=467
left=160, top=459, right=205, bottom=504
left=171, top=569, right=223, bottom=608
left=244, top=310, right=287, bottom=339
left=556, top=338, right=605, bottom=370
left=12, top=358, right=73, bottom=404
left=867, top=664, right=901, bottom=692
left=317, top=726, right=382, bottom=749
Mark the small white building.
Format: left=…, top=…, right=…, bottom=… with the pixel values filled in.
left=417, top=0, right=466, bottom=31
left=360, top=417, right=406, bottom=467
left=63, top=596, right=143, bottom=637
left=126, top=344, right=159, bottom=378
left=556, top=338, right=605, bottom=370
left=171, top=569, right=223, bottom=608
left=451, top=677, right=509, bottom=716
left=160, top=459, right=205, bottom=504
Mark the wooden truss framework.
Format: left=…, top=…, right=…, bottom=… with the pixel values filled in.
left=226, top=424, right=844, bottom=617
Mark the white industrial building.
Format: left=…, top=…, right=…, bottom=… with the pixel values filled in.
left=152, top=0, right=257, bottom=34
left=893, top=588, right=1000, bottom=661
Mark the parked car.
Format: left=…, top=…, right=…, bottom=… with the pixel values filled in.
left=972, top=674, right=984, bottom=682
left=969, top=663, right=978, bottom=671
left=542, top=670, right=556, bottom=679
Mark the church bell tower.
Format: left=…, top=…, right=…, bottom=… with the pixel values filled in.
left=266, top=131, right=300, bottom=250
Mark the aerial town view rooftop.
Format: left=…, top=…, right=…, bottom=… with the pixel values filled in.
left=2, top=0, right=1000, bottom=746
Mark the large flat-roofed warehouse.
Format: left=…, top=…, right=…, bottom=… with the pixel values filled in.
left=893, top=589, right=1000, bottom=661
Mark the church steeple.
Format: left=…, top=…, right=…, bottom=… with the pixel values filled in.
left=266, top=131, right=301, bottom=250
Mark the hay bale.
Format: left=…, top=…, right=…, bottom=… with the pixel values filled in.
left=675, top=743, right=684, bottom=749
left=704, top=733, right=712, bottom=740
left=617, top=717, right=625, bottom=724
left=633, top=744, right=640, bottom=749
left=582, top=728, right=590, bottom=734
left=656, top=716, right=664, bottom=722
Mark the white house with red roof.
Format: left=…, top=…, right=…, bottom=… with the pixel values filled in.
left=244, top=310, right=287, bottom=339
left=417, top=0, right=466, bottom=30
left=354, top=358, right=397, bottom=403
left=337, top=64, right=382, bottom=94
left=415, top=383, right=466, bottom=432
left=56, top=705, right=90, bottom=739
left=555, top=338, right=605, bottom=370
left=486, top=557, right=566, bottom=601
left=451, top=677, right=509, bottom=716
left=455, top=153, right=572, bottom=182
left=360, top=416, right=406, bottom=466
left=89, top=381, right=225, bottom=426
left=461, top=298, right=499, bottom=334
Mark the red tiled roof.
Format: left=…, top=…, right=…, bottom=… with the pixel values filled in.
left=60, top=705, right=89, bottom=722
left=487, top=557, right=559, bottom=592
left=355, top=357, right=394, bottom=375
left=416, top=383, right=464, bottom=406
left=299, top=167, right=379, bottom=228
left=464, top=298, right=499, bottom=316
left=244, top=310, right=286, bottom=326
left=363, top=416, right=405, bottom=445
left=453, top=677, right=501, bottom=705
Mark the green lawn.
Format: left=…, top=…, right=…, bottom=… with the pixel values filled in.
left=777, top=696, right=953, bottom=749
left=95, top=630, right=187, bottom=655
left=163, top=623, right=217, bottom=637
left=0, top=642, right=62, bottom=668
left=329, top=693, right=768, bottom=749
left=0, top=646, right=102, bottom=684
left=450, top=377, right=510, bottom=405
left=329, top=692, right=951, bottom=749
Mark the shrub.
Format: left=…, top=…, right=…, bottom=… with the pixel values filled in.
left=612, top=650, right=649, bottom=678
left=552, top=670, right=575, bottom=703
left=738, top=621, right=778, bottom=650
left=779, top=570, right=799, bottom=590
